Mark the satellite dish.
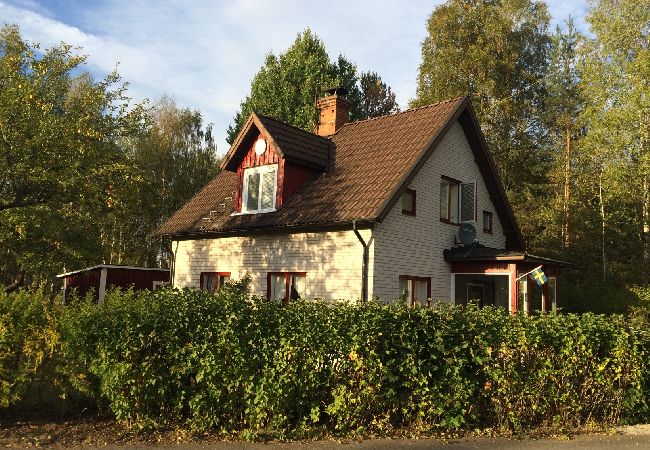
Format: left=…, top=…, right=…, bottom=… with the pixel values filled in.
left=458, top=223, right=477, bottom=246
left=254, top=138, right=267, bottom=156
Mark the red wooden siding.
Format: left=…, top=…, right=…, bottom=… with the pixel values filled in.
left=235, top=132, right=282, bottom=212
left=282, top=161, right=317, bottom=203
left=105, top=267, right=169, bottom=292
left=234, top=131, right=320, bottom=212
left=64, top=268, right=102, bottom=302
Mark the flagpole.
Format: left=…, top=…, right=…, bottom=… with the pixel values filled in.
left=515, top=264, right=544, bottom=282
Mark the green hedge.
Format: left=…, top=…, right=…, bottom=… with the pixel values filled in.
left=0, top=288, right=58, bottom=408
left=2, top=283, right=649, bottom=435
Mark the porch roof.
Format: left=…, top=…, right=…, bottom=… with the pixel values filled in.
left=443, top=245, right=576, bottom=268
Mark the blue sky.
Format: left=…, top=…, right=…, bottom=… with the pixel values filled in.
left=1, top=0, right=590, bottom=154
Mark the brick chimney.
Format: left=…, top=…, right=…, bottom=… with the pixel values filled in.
left=316, top=87, right=351, bottom=136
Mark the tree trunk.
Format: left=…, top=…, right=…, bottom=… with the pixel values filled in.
left=642, top=113, right=650, bottom=266
left=562, top=127, right=571, bottom=249
left=599, top=169, right=606, bottom=282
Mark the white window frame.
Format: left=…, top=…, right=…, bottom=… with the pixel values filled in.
left=440, top=178, right=476, bottom=224
left=242, top=164, right=278, bottom=214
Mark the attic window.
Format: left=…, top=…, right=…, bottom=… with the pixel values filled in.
left=243, top=164, right=277, bottom=213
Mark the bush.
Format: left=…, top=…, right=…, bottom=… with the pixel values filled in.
left=55, top=285, right=649, bottom=434
left=0, top=287, right=59, bottom=408
left=1, top=284, right=648, bottom=435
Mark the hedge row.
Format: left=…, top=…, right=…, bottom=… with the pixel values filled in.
left=1, top=283, right=649, bottom=435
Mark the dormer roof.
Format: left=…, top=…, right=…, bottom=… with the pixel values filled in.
left=220, top=112, right=331, bottom=172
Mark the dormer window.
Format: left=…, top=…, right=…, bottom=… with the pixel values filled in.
left=243, top=164, right=277, bottom=213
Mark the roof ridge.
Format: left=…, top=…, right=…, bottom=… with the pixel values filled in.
left=255, top=112, right=330, bottom=143
left=337, top=96, right=466, bottom=130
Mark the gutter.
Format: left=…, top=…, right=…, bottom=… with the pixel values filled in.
left=352, top=219, right=369, bottom=303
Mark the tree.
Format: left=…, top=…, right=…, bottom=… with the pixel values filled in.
left=578, top=0, right=650, bottom=282
left=358, top=71, right=399, bottom=119
left=543, top=18, right=584, bottom=251
left=0, top=24, right=146, bottom=288
left=103, top=97, right=220, bottom=267
left=412, top=0, right=551, bottom=247
left=227, top=30, right=399, bottom=143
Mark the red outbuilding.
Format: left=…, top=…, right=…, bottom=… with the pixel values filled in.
left=57, top=265, right=169, bottom=303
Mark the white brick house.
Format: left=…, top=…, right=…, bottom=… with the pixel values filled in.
left=158, top=91, right=569, bottom=313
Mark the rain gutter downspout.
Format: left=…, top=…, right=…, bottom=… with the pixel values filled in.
left=352, top=219, right=369, bottom=303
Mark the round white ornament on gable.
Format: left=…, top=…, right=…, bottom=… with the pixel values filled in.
left=254, top=138, right=267, bottom=156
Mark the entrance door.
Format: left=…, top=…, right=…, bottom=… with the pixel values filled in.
left=467, top=283, right=485, bottom=307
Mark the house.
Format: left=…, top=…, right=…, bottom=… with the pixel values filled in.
left=57, top=265, right=169, bottom=303
left=156, top=89, right=570, bottom=313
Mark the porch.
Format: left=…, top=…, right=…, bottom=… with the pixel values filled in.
left=444, top=246, right=574, bottom=314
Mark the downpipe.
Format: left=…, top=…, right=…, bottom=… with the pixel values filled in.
left=352, top=219, right=369, bottom=303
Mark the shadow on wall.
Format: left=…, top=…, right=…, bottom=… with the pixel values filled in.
left=179, top=228, right=369, bottom=302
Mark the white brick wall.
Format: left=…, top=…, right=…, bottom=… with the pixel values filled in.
left=172, top=120, right=507, bottom=303
left=370, top=121, right=507, bottom=302
left=173, top=229, right=370, bottom=300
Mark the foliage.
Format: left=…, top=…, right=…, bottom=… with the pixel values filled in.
left=0, top=24, right=146, bottom=287
left=412, top=0, right=550, bottom=192
left=53, top=287, right=649, bottom=435
left=0, top=288, right=58, bottom=408
left=101, top=97, right=220, bottom=267
left=226, top=30, right=398, bottom=144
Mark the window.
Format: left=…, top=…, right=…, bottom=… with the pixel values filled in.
left=267, top=272, right=306, bottom=303
left=440, top=177, right=475, bottom=223
left=242, top=164, right=277, bottom=213
left=401, top=188, right=416, bottom=215
left=200, top=272, right=231, bottom=292
left=483, top=210, right=493, bottom=233
left=399, top=275, right=431, bottom=307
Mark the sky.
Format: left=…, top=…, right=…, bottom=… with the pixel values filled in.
left=1, top=0, right=590, bottom=155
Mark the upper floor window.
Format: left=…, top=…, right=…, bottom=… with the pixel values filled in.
left=402, top=188, right=416, bottom=215
left=483, top=210, right=493, bottom=233
left=440, top=177, right=475, bottom=223
left=243, top=164, right=277, bottom=213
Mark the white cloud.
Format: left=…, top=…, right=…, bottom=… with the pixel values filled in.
left=1, top=0, right=589, bottom=154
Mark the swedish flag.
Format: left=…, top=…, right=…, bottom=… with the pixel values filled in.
left=529, top=267, right=548, bottom=286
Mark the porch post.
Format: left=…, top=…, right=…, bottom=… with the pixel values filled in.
left=542, top=283, right=549, bottom=312
left=508, top=263, right=518, bottom=313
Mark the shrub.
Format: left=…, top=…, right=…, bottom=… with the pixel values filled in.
left=2, top=284, right=648, bottom=434
left=0, top=287, right=59, bottom=408
left=56, top=286, right=649, bottom=434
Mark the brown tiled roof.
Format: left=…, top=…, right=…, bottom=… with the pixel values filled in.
left=221, top=113, right=331, bottom=171
left=156, top=96, right=524, bottom=250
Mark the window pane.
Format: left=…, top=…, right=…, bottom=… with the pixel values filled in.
left=460, top=182, right=475, bottom=222
left=202, top=273, right=216, bottom=292
left=414, top=280, right=428, bottom=303
left=450, top=183, right=459, bottom=222
left=218, top=275, right=230, bottom=288
left=399, top=278, right=411, bottom=303
left=290, top=274, right=306, bottom=300
left=245, top=172, right=260, bottom=211
left=402, top=190, right=414, bottom=213
left=271, top=274, right=286, bottom=301
left=260, top=169, right=276, bottom=210
left=483, top=211, right=492, bottom=231
left=439, top=181, right=449, bottom=219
